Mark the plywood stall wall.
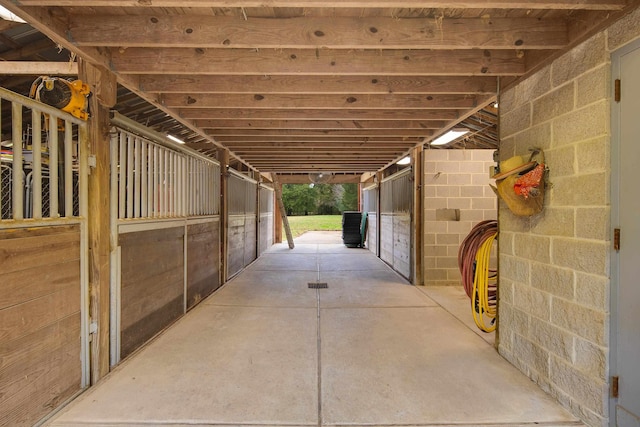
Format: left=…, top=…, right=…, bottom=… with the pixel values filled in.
left=362, top=185, right=378, bottom=256
left=228, top=173, right=258, bottom=278
left=423, top=149, right=497, bottom=286
left=258, top=185, right=274, bottom=257
left=112, top=126, right=222, bottom=360
left=497, top=10, right=640, bottom=426
left=380, top=169, right=412, bottom=280
left=0, top=225, right=83, bottom=426
left=187, top=219, right=221, bottom=310
left=119, top=226, right=185, bottom=359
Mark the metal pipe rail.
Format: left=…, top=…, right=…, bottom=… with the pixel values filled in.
left=0, top=86, right=87, bottom=223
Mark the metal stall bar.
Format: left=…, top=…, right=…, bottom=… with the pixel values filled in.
left=49, top=115, right=59, bottom=217
left=64, top=122, right=73, bottom=218
left=11, top=102, right=23, bottom=220
left=32, top=110, right=42, bottom=219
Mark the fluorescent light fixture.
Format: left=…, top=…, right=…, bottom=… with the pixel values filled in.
left=167, top=134, right=185, bottom=144
left=396, top=156, right=411, bottom=165
left=0, top=6, right=26, bottom=23
left=429, top=129, right=469, bottom=146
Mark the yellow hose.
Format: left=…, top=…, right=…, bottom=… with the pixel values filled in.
left=472, top=232, right=497, bottom=333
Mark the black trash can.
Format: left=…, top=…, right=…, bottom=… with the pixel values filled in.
left=342, top=211, right=362, bottom=247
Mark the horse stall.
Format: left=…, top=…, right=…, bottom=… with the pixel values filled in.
left=227, top=171, right=258, bottom=278
left=379, top=168, right=412, bottom=280
left=108, top=115, right=221, bottom=363
left=0, top=87, right=90, bottom=426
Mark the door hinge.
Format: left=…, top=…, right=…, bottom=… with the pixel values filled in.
left=612, top=376, right=619, bottom=398
left=614, top=228, right=621, bottom=251
left=615, top=79, right=621, bottom=102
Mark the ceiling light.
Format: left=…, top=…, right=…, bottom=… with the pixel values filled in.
left=0, top=6, right=26, bottom=23
left=396, top=156, right=411, bottom=165
left=429, top=129, right=469, bottom=146
left=167, top=134, right=185, bottom=144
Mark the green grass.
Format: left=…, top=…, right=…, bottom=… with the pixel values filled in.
left=285, top=215, right=342, bottom=238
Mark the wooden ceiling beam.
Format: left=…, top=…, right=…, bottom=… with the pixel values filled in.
left=69, top=15, right=568, bottom=50
left=163, top=93, right=479, bottom=110
left=214, top=138, right=422, bottom=144
left=195, top=119, right=444, bottom=129
left=0, top=61, right=78, bottom=75
left=138, top=75, right=497, bottom=95
left=207, top=129, right=432, bottom=137
left=15, top=1, right=627, bottom=10
left=178, top=108, right=461, bottom=120
left=110, top=48, right=527, bottom=76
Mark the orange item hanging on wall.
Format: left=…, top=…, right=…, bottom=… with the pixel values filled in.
left=514, top=163, right=545, bottom=199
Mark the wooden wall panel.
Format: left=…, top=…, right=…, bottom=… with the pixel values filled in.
left=393, top=215, right=411, bottom=280
left=244, top=216, right=257, bottom=266
left=186, top=219, right=220, bottom=310
left=366, top=214, right=378, bottom=256
left=119, top=226, right=184, bottom=359
left=258, top=212, right=274, bottom=256
left=227, top=215, right=246, bottom=278
left=0, top=225, right=82, bottom=427
left=380, top=214, right=394, bottom=265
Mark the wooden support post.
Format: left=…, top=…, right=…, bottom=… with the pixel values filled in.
left=274, top=189, right=283, bottom=244
left=79, top=59, right=116, bottom=384
left=412, top=145, right=424, bottom=285
left=272, top=173, right=294, bottom=249
left=218, top=149, right=229, bottom=284
left=376, top=171, right=383, bottom=257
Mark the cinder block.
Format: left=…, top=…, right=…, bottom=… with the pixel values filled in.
left=501, top=102, right=532, bottom=138
left=530, top=207, right=575, bottom=237
left=514, top=234, right=551, bottom=264
left=532, top=82, right=575, bottom=125
left=425, top=268, right=448, bottom=280
left=424, top=160, right=437, bottom=174
left=436, top=208, right=461, bottom=221
left=424, top=220, right=448, bottom=233
left=424, top=245, right=448, bottom=257
left=472, top=197, right=497, bottom=210
left=461, top=185, right=484, bottom=197
left=423, top=256, right=436, bottom=269
left=447, top=149, right=472, bottom=161
left=546, top=145, right=576, bottom=178
left=550, top=355, right=607, bottom=416
left=574, top=337, right=607, bottom=380
left=424, top=149, right=449, bottom=161
left=499, top=231, right=514, bottom=255
left=551, top=32, right=606, bottom=87
left=517, top=65, right=552, bottom=105
left=500, top=136, right=517, bottom=158
left=530, top=316, right=574, bottom=362
left=472, top=150, right=496, bottom=161
left=531, top=262, right=575, bottom=299
left=513, top=333, right=551, bottom=376
left=471, top=173, right=491, bottom=185
left=514, top=283, right=551, bottom=320
left=500, top=86, right=518, bottom=111
left=448, top=198, right=470, bottom=210
left=436, top=161, right=460, bottom=173
left=500, top=277, right=515, bottom=304
left=514, top=122, right=552, bottom=151
left=551, top=297, right=606, bottom=345
left=607, top=5, right=640, bottom=51
left=575, top=272, right=609, bottom=312
left=447, top=173, right=472, bottom=185
left=423, top=185, right=436, bottom=198
left=577, top=136, right=609, bottom=174
left=462, top=161, right=486, bottom=173
left=576, top=207, right=610, bottom=241
left=462, top=209, right=485, bottom=221
left=436, top=257, right=458, bottom=269
left=576, top=65, right=609, bottom=107
left=553, top=102, right=608, bottom=146
left=499, top=209, right=532, bottom=233
left=424, top=172, right=447, bottom=185
left=552, top=237, right=607, bottom=276
left=436, top=186, right=460, bottom=197
left=483, top=209, right=497, bottom=220
left=436, top=233, right=460, bottom=245
left=427, top=197, right=448, bottom=209
left=552, top=172, right=609, bottom=207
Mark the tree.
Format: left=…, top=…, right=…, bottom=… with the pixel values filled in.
left=281, top=184, right=316, bottom=215
left=339, top=183, right=359, bottom=212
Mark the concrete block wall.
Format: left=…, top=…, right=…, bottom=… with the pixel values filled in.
left=423, top=149, right=497, bottom=286
left=497, top=8, right=640, bottom=427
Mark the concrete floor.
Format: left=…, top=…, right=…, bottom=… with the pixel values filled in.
left=47, top=232, right=582, bottom=427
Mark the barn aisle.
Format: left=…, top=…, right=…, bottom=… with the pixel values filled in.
left=47, top=233, right=581, bottom=427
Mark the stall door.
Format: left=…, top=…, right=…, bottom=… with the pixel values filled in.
left=611, top=40, right=640, bottom=427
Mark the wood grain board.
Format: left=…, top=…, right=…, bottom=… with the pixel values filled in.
left=186, top=220, right=220, bottom=310
left=0, top=225, right=82, bottom=427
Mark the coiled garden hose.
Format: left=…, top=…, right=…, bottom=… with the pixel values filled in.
left=458, top=220, right=498, bottom=333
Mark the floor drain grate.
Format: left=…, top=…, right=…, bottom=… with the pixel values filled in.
left=308, top=282, right=328, bottom=289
